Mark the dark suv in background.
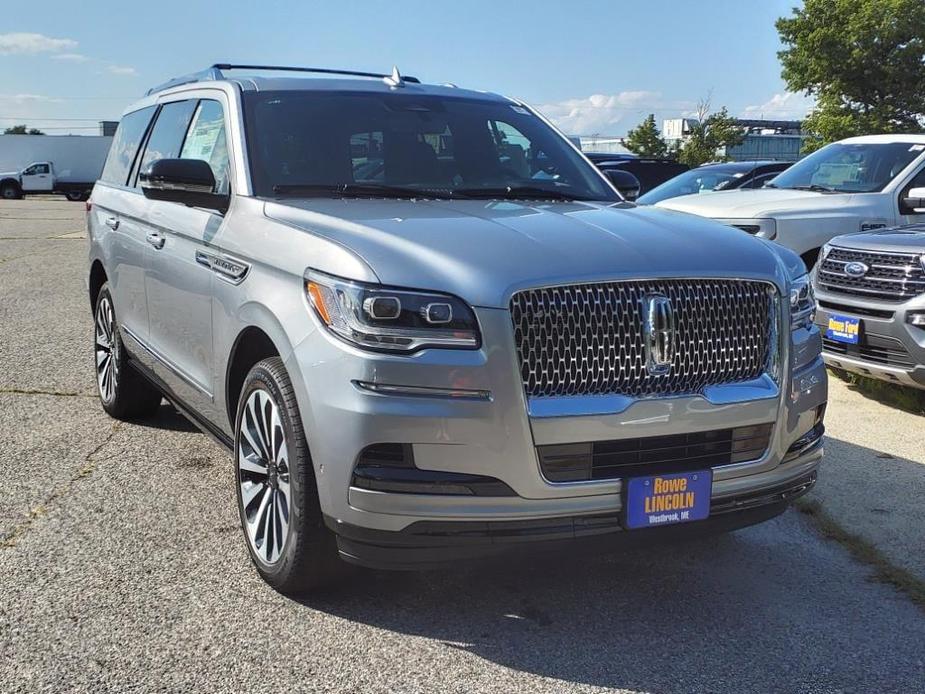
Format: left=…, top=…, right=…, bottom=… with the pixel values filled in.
left=584, top=152, right=689, bottom=195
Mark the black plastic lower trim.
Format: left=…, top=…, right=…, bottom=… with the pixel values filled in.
left=328, top=471, right=818, bottom=570
left=126, top=351, right=234, bottom=451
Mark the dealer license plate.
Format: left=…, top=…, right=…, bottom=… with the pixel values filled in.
left=625, top=470, right=712, bottom=530
left=826, top=314, right=860, bottom=344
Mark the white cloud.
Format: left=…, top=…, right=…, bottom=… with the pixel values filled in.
left=106, top=64, right=137, bottom=76
left=0, top=32, right=77, bottom=55
left=535, top=91, right=689, bottom=136
left=0, top=93, right=61, bottom=104
left=742, top=92, right=815, bottom=119
left=51, top=52, right=90, bottom=62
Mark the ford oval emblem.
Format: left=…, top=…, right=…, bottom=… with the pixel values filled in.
left=844, top=261, right=869, bottom=278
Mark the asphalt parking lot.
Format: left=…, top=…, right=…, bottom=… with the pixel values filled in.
left=1, top=198, right=924, bottom=694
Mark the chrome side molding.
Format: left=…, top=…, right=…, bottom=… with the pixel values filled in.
left=195, top=250, right=250, bottom=284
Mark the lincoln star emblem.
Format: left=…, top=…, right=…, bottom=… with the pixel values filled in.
left=642, top=294, right=676, bottom=375
left=844, top=261, right=869, bottom=278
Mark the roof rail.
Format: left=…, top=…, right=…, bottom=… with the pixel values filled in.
left=146, top=63, right=420, bottom=96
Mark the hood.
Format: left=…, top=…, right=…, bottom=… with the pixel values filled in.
left=831, top=224, right=925, bottom=255
left=264, top=198, right=788, bottom=308
left=655, top=188, right=860, bottom=219
left=0, top=170, right=19, bottom=179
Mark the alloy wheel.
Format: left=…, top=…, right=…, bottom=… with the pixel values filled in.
left=238, top=388, right=291, bottom=565
left=94, top=296, right=118, bottom=402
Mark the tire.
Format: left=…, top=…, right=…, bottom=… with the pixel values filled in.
left=234, top=357, right=345, bottom=595
left=1, top=182, right=22, bottom=200
left=65, top=191, right=84, bottom=202
left=93, top=283, right=163, bottom=420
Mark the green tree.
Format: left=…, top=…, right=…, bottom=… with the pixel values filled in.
left=777, top=0, right=925, bottom=152
left=3, top=125, right=45, bottom=135
left=624, top=114, right=668, bottom=158
left=676, top=100, right=745, bottom=167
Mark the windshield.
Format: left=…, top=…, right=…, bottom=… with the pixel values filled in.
left=243, top=91, right=618, bottom=201
left=637, top=168, right=741, bottom=205
left=768, top=142, right=923, bottom=193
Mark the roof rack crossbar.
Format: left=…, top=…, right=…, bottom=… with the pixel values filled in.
left=146, top=63, right=420, bottom=96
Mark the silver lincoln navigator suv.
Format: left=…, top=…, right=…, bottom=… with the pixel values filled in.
left=87, top=64, right=827, bottom=594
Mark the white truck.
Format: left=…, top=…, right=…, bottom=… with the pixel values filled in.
left=655, top=135, right=925, bottom=267
left=0, top=134, right=113, bottom=201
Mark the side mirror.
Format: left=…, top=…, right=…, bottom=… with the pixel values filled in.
left=902, top=186, right=925, bottom=213
left=140, top=158, right=228, bottom=212
left=604, top=169, right=641, bottom=202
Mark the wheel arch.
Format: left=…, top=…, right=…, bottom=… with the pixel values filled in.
left=89, top=260, right=108, bottom=310
left=0, top=177, right=22, bottom=195
left=225, top=326, right=281, bottom=428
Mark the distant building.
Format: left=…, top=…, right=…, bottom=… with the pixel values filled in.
left=578, top=136, right=632, bottom=154
left=662, top=118, right=699, bottom=142
left=99, top=120, right=119, bottom=137
left=662, top=117, right=805, bottom=162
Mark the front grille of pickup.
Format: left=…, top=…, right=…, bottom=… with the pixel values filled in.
left=510, top=279, right=774, bottom=398
left=538, top=424, right=774, bottom=482
left=818, top=248, right=925, bottom=301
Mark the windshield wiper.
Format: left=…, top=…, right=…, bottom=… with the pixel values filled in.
left=452, top=185, right=591, bottom=201
left=272, top=183, right=453, bottom=199
left=788, top=184, right=840, bottom=193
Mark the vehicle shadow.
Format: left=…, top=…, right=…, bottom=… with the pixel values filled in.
left=132, top=401, right=200, bottom=434
left=301, top=457, right=925, bottom=691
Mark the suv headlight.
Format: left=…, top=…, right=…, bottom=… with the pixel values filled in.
left=305, top=270, right=481, bottom=353
left=790, top=274, right=815, bottom=330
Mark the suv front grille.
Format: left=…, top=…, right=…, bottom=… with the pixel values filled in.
left=538, top=424, right=774, bottom=482
left=818, top=248, right=925, bottom=301
left=510, top=279, right=774, bottom=399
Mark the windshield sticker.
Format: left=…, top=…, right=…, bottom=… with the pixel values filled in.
left=910, top=145, right=925, bottom=152
left=510, top=105, right=530, bottom=115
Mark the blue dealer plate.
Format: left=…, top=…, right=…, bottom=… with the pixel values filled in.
left=826, top=314, right=860, bottom=344
left=625, top=470, right=712, bottom=530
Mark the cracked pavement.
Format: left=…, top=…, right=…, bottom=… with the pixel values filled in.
left=1, top=198, right=924, bottom=694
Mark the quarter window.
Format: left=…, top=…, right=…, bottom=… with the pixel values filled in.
left=180, top=100, right=230, bottom=195
left=100, top=106, right=156, bottom=186
left=134, top=100, right=198, bottom=187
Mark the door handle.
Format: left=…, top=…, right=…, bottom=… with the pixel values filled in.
left=104, top=216, right=119, bottom=230
left=146, top=232, right=166, bottom=249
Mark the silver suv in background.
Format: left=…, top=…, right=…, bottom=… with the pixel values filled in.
left=813, top=223, right=925, bottom=388
left=88, top=64, right=827, bottom=595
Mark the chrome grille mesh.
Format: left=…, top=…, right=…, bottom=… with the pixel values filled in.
left=510, top=280, right=774, bottom=398
left=818, top=248, right=925, bottom=301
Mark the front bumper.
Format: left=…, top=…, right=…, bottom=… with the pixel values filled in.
left=331, top=465, right=820, bottom=570
left=286, top=306, right=827, bottom=557
left=814, top=290, right=925, bottom=389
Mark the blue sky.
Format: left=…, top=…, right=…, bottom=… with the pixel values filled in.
left=0, top=0, right=812, bottom=136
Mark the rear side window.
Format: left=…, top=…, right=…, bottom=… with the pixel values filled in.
left=134, top=100, right=198, bottom=186
left=100, top=106, right=156, bottom=186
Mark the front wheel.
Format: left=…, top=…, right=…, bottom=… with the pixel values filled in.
left=234, top=357, right=345, bottom=595
left=65, top=190, right=84, bottom=202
